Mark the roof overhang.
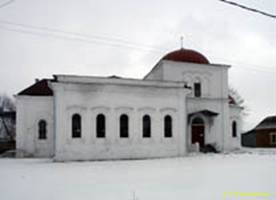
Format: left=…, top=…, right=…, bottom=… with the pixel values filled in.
left=188, top=109, right=219, bottom=121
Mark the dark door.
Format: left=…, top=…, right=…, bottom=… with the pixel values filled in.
left=191, top=118, right=205, bottom=147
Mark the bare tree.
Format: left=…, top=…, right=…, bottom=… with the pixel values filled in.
left=229, top=87, right=249, bottom=117
left=0, top=94, right=15, bottom=112
left=0, top=94, right=16, bottom=140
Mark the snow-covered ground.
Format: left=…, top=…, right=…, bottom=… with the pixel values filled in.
left=0, top=151, right=275, bottom=200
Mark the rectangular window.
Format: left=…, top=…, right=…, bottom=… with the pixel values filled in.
left=194, top=83, right=201, bottom=97
left=164, top=115, right=172, bottom=138
left=96, top=114, right=106, bottom=138
left=270, top=133, right=276, bottom=144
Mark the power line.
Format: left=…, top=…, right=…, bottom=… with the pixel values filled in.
left=231, top=64, right=276, bottom=74
left=0, top=25, right=165, bottom=53
left=218, top=0, right=276, bottom=19
left=212, top=56, right=276, bottom=72
left=2, top=24, right=276, bottom=74
left=0, top=20, right=275, bottom=73
left=0, top=20, right=163, bottom=52
left=199, top=52, right=276, bottom=74
left=0, top=0, right=14, bottom=9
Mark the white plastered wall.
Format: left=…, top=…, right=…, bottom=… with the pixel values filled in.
left=227, top=105, right=243, bottom=150
left=145, top=60, right=232, bottom=151
left=16, top=96, right=54, bottom=157
left=51, top=79, right=188, bottom=161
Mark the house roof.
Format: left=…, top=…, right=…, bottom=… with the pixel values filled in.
left=17, top=79, right=53, bottom=96
left=243, top=116, right=276, bottom=135
left=255, top=116, right=276, bottom=130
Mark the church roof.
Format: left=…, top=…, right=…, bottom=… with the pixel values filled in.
left=162, top=48, right=210, bottom=64
left=17, top=79, right=53, bottom=96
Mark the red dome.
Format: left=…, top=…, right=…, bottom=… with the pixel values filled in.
left=162, top=48, right=210, bottom=64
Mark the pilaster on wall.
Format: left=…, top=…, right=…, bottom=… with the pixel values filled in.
left=53, top=86, right=65, bottom=160
left=178, top=88, right=187, bottom=156
left=221, top=68, right=230, bottom=152
left=221, top=100, right=230, bottom=152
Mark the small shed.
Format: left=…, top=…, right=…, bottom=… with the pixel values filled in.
left=242, top=116, right=276, bottom=147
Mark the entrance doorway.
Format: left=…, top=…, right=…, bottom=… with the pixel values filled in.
left=191, top=117, right=205, bottom=148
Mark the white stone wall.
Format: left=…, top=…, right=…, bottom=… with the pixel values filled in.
left=16, top=59, right=243, bottom=160
left=147, top=60, right=230, bottom=98
left=51, top=78, right=188, bottom=161
left=227, top=105, right=243, bottom=150
left=186, top=98, right=228, bottom=151
left=145, top=60, right=235, bottom=152
left=16, top=96, right=54, bottom=157
left=144, top=62, right=164, bottom=80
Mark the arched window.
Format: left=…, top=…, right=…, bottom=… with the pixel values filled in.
left=38, top=120, right=47, bottom=139
left=72, top=114, right=81, bottom=138
left=120, top=114, right=129, bottom=138
left=194, top=82, right=201, bottom=97
left=143, top=115, right=151, bottom=138
left=164, top=115, right=172, bottom=138
left=96, top=114, right=105, bottom=138
left=232, top=121, right=237, bottom=138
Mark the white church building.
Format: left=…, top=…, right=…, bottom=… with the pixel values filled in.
left=16, top=48, right=242, bottom=161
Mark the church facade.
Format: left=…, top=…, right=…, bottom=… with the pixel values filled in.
left=16, top=49, right=242, bottom=161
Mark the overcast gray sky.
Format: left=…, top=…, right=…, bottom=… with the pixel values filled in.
left=0, top=0, right=275, bottom=130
